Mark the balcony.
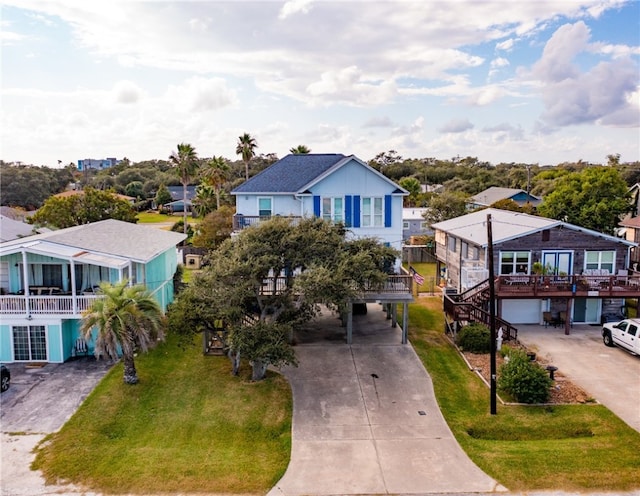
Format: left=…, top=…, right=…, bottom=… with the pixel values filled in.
left=0, top=293, right=102, bottom=317
left=233, top=215, right=303, bottom=231
left=495, top=274, right=640, bottom=299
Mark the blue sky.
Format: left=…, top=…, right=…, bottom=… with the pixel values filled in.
left=1, top=0, right=638, bottom=168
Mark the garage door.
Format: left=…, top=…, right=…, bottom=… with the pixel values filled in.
left=502, top=299, right=542, bottom=324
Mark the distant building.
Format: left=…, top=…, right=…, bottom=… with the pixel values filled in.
left=467, top=187, right=541, bottom=210
left=402, top=208, right=432, bottom=241
left=77, top=158, right=121, bottom=171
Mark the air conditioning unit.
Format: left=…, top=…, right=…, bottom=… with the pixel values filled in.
left=185, top=254, right=202, bottom=269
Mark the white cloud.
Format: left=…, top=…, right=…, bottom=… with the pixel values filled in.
left=363, top=116, right=393, bottom=128
left=112, top=80, right=145, bottom=104
left=279, top=0, right=314, bottom=20
left=438, top=119, right=474, bottom=134
left=531, top=22, right=639, bottom=127
left=164, top=77, right=237, bottom=113
left=496, top=39, right=515, bottom=51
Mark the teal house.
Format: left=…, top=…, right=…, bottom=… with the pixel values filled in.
left=0, top=219, right=186, bottom=363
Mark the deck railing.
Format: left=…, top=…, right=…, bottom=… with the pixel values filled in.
left=0, top=295, right=101, bottom=315
left=496, top=274, right=640, bottom=297
left=257, top=275, right=413, bottom=297
left=233, top=215, right=304, bottom=231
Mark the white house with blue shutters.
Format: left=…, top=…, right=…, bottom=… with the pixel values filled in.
left=231, top=153, right=408, bottom=258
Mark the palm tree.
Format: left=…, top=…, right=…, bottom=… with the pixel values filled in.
left=236, top=133, right=258, bottom=181
left=81, top=280, right=164, bottom=385
left=201, top=155, right=230, bottom=209
left=289, top=145, right=311, bottom=154
left=169, top=143, right=199, bottom=234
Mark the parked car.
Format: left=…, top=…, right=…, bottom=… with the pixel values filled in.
left=1, top=364, right=10, bottom=392
left=602, top=319, right=640, bottom=355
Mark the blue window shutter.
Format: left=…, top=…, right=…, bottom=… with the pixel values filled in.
left=313, top=196, right=320, bottom=217
left=385, top=195, right=392, bottom=227
left=353, top=195, right=361, bottom=228
left=345, top=195, right=352, bottom=227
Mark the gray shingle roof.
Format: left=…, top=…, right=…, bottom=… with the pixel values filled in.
left=0, top=219, right=186, bottom=263
left=470, top=187, right=540, bottom=206
left=231, top=154, right=347, bottom=194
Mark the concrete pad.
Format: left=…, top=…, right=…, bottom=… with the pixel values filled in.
left=269, top=304, right=505, bottom=496
left=517, top=324, right=640, bottom=432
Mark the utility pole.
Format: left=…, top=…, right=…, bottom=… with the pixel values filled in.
left=486, top=213, right=497, bottom=415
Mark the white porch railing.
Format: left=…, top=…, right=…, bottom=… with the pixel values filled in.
left=0, top=295, right=102, bottom=315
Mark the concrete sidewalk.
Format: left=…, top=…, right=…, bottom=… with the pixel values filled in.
left=268, top=304, right=506, bottom=496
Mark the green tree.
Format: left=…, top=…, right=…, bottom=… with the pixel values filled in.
left=236, top=133, right=258, bottom=181
left=192, top=205, right=234, bottom=250
left=289, top=145, right=311, bottom=154
left=398, top=177, right=422, bottom=207
left=422, top=191, right=469, bottom=226
left=81, top=280, right=165, bottom=385
left=169, top=143, right=199, bottom=234
left=201, top=156, right=230, bottom=210
left=154, top=184, right=173, bottom=210
left=29, top=188, right=137, bottom=228
left=170, top=217, right=397, bottom=380
left=124, top=181, right=144, bottom=199
left=537, top=167, right=630, bottom=234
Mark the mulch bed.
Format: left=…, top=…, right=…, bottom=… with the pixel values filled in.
left=460, top=343, right=594, bottom=404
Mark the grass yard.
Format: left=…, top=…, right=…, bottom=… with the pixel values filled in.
left=408, top=297, right=640, bottom=492
left=137, top=211, right=202, bottom=225
left=33, top=333, right=292, bottom=495
left=403, top=261, right=439, bottom=293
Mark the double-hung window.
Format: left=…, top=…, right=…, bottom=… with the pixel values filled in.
left=258, top=197, right=272, bottom=217
left=362, top=197, right=383, bottom=227
left=500, top=251, right=531, bottom=275
left=322, top=197, right=344, bottom=223
left=585, top=251, right=615, bottom=273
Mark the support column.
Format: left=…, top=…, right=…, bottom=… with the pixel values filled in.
left=346, top=302, right=353, bottom=345
left=564, top=298, right=572, bottom=335
left=391, top=303, right=397, bottom=328
left=402, top=302, right=408, bottom=344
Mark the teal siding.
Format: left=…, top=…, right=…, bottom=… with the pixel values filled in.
left=143, top=248, right=177, bottom=312
left=0, top=324, right=11, bottom=362
left=48, top=324, right=63, bottom=363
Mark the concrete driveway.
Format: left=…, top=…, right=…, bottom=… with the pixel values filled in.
left=1, top=357, right=112, bottom=496
left=268, top=304, right=506, bottom=496
left=517, top=324, right=640, bottom=432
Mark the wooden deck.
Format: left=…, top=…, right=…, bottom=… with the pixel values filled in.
left=495, top=274, right=640, bottom=299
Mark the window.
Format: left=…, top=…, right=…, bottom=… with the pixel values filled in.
left=500, top=251, right=531, bottom=275
left=403, top=221, right=409, bottom=229
left=362, top=197, right=383, bottom=227
left=420, top=221, right=428, bottom=229
left=258, top=197, right=272, bottom=217
left=628, top=324, right=638, bottom=337
left=585, top=251, right=615, bottom=273
left=12, top=325, right=47, bottom=361
left=42, top=265, right=62, bottom=287
left=448, top=236, right=457, bottom=252
left=322, top=197, right=344, bottom=223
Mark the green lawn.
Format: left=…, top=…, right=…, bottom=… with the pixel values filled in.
left=408, top=297, right=640, bottom=492
left=32, top=294, right=640, bottom=494
left=33, top=334, right=292, bottom=495
left=137, top=211, right=202, bottom=225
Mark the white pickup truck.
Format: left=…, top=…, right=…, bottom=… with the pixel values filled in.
left=602, top=318, right=640, bottom=355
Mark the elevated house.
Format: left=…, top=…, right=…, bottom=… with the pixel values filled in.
left=432, top=208, right=639, bottom=334
left=0, top=220, right=186, bottom=363
left=231, top=153, right=414, bottom=343
left=467, top=187, right=541, bottom=210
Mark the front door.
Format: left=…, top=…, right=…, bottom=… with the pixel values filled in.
left=573, top=298, right=600, bottom=324
left=542, top=251, right=572, bottom=275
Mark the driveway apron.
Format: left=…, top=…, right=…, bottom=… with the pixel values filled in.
left=268, top=304, right=505, bottom=496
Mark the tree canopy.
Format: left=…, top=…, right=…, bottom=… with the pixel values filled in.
left=236, top=133, right=258, bottom=181
left=537, top=167, right=630, bottom=234
left=28, top=187, right=137, bottom=228
left=169, top=143, right=199, bottom=234
left=169, top=217, right=397, bottom=380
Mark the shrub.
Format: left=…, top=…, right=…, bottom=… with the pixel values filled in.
left=455, top=323, right=490, bottom=353
left=498, top=349, right=553, bottom=404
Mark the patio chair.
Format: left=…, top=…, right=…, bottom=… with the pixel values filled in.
left=558, top=311, right=567, bottom=326
left=73, top=337, right=88, bottom=357
left=543, top=311, right=556, bottom=328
